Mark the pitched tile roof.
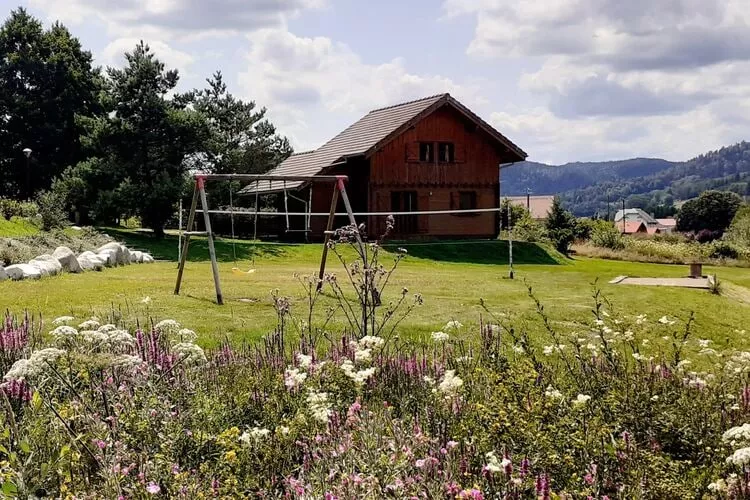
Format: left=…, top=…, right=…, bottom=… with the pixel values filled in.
left=240, top=93, right=527, bottom=194
left=621, top=221, right=647, bottom=234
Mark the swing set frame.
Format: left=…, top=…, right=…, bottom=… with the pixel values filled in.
left=174, top=173, right=363, bottom=305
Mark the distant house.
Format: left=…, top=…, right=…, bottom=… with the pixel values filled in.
left=614, top=208, right=657, bottom=225
left=239, top=93, right=528, bottom=240
left=615, top=209, right=676, bottom=234
left=506, top=195, right=554, bottom=220
left=621, top=221, right=648, bottom=234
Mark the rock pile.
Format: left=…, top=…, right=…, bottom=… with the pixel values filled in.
left=0, top=243, right=154, bottom=281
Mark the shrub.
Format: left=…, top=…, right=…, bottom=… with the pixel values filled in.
left=35, top=191, right=69, bottom=231
left=589, top=220, right=624, bottom=250
left=0, top=198, right=38, bottom=220
left=726, top=204, right=750, bottom=248
left=545, top=197, right=577, bottom=254
left=512, top=212, right=548, bottom=243
left=694, top=228, right=723, bottom=243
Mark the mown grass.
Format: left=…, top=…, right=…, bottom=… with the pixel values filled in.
left=2, top=228, right=749, bottom=348
left=0, top=217, right=40, bottom=237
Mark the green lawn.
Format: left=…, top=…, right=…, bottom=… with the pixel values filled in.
left=2, top=229, right=749, bottom=348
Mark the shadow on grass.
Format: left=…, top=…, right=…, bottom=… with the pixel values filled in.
left=382, top=240, right=565, bottom=265
left=102, top=228, right=294, bottom=262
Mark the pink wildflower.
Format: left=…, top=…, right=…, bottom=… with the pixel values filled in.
left=94, top=439, right=106, bottom=450
left=145, top=482, right=160, bottom=494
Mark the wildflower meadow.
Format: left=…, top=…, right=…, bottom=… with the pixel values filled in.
left=1, top=224, right=749, bottom=499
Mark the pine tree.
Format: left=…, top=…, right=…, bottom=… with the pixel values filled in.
left=545, top=197, right=577, bottom=254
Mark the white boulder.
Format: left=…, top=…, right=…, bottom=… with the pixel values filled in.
left=98, top=242, right=128, bottom=266
left=142, top=253, right=154, bottom=263
left=52, top=246, right=83, bottom=273
left=0, top=267, right=8, bottom=281
left=77, top=251, right=105, bottom=271
left=29, top=255, right=63, bottom=277
left=131, top=251, right=144, bottom=263
left=97, top=249, right=117, bottom=267
left=5, top=264, right=42, bottom=280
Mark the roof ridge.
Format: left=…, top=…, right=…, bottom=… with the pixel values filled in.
left=290, top=150, right=316, bottom=156
left=367, top=93, right=448, bottom=113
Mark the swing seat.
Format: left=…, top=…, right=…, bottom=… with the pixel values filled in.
left=232, top=267, right=256, bottom=276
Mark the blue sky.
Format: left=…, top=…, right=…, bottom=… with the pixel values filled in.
left=14, top=0, right=750, bottom=164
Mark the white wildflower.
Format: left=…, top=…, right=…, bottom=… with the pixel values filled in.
left=354, top=347, right=372, bottom=363
left=359, top=336, right=384, bottom=349
left=249, top=427, right=270, bottom=439
left=651, top=395, right=659, bottom=401
left=635, top=314, right=647, bottom=325
left=438, top=370, right=463, bottom=398
left=141, top=296, right=152, bottom=304
left=727, top=447, right=750, bottom=466
left=340, top=360, right=376, bottom=386
left=723, top=424, right=750, bottom=446
left=78, top=319, right=100, bottom=330
left=30, top=348, right=65, bottom=365
left=306, top=390, right=331, bottom=423
left=431, top=331, right=449, bottom=342
left=585, top=343, right=599, bottom=352
left=595, top=319, right=605, bottom=326
left=698, top=339, right=712, bottom=347
left=484, top=451, right=503, bottom=473
left=572, top=394, right=592, bottom=408
left=52, top=316, right=74, bottom=325
left=80, top=330, right=108, bottom=343
left=700, top=348, right=718, bottom=356
left=658, top=316, right=675, bottom=325
left=284, top=367, right=308, bottom=390
left=107, top=329, right=135, bottom=349
left=423, top=375, right=436, bottom=386
left=632, top=353, right=647, bottom=362
left=172, top=343, right=207, bottom=366
left=177, top=329, right=197, bottom=343
left=154, top=319, right=180, bottom=335
left=622, top=331, right=634, bottom=342
left=4, top=359, right=32, bottom=381
left=97, top=324, right=117, bottom=332
left=51, top=325, right=78, bottom=339
left=277, top=426, right=290, bottom=436
left=602, top=326, right=613, bottom=335
left=444, top=320, right=463, bottom=331
left=601, top=310, right=610, bottom=317
left=543, top=345, right=554, bottom=356
left=708, top=479, right=727, bottom=493
left=545, top=386, right=563, bottom=399
left=512, top=344, right=525, bottom=354
left=297, top=353, right=313, bottom=369
left=112, top=355, right=143, bottom=369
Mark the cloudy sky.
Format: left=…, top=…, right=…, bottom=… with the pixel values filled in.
left=17, top=0, right=750, bottom=164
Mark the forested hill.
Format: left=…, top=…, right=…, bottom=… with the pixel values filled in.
left=503, top=142, right=750, bottom=216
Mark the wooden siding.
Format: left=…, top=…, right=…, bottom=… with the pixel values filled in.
left=369, top=106, right=504, bottom=188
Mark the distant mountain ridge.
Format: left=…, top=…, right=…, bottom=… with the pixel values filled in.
left=502, top=142, right=750, bottom=216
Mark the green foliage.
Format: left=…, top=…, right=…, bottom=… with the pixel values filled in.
left=505, top=142, right=750, bottom=217
left=589, top=219, right=625, bottom=250
left=725, top=204, right=750, bottom=248
left=499, top=198, right=529, bottom=230
left=545, top=197, right=577, bottom=254
left=34, top=191, right=68, bottom=231
left=57, top=43, right=206, bottom=236
left=0, top=198, right=37, bottom=220
left=0, top=8, right=101, bottom=198
left=512, top=211, right=548, bottom=243
left=677, top=190, right=743, bottom=234
left=181, top=72, right=292, bottom=207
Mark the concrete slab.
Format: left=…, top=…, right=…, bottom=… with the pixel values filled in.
left=613, top=276, right=712, bottom=289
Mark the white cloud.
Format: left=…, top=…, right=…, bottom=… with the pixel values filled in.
left=447, top=0, right=750, bottom=162
left=101, top=38, right=195, bottom=72
left=29, top=0, right=327, bottom=39
left=238, top=28, right=484, bottom=151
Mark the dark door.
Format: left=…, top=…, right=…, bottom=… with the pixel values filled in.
left=391, top=191, right=418, bottom=235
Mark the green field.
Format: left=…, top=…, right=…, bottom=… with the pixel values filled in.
left=2, top=229, right=749, bottom=347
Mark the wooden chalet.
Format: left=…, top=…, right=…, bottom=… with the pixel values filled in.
left=239, top=93, right=527, bottom=240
